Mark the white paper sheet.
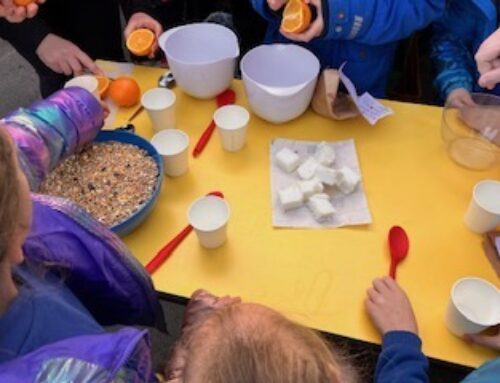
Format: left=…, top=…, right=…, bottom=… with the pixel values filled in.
left=271, top=138, right=373, bottom=228
left=339, top=63, right=394, bottom=125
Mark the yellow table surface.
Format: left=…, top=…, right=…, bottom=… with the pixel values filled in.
left=112, top=64, right=500, bottom=368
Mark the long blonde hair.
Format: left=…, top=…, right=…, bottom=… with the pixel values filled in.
left=0, top=127, right=20, bottom=263
left=182, top=303, right=359, bottom=383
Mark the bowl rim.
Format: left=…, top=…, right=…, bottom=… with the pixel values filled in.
left=94, top=130, right=164, bottom=236
left=162, top=23, right=240, bottom=67
left=441, top=94, right=500, bottom=152
left=240, top=43, right=321, bottom=90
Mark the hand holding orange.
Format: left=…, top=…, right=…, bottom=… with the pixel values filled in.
left=13, top=0, right=35, bottom=6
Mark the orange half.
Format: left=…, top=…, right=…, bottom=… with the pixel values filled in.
left=126, top=29, right=155, bottom=57
left=13, top=0, right=35, bottom=6
left=281, top=0, right=312, bottom=34
left=96, top=76, right=111, bottom=99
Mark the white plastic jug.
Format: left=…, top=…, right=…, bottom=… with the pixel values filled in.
left=160, top=23, right=239, bottom=99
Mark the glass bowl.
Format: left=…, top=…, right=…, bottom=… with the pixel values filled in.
left=441, top=93, right=500, bottom=170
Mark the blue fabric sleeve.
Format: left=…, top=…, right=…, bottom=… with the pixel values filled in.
left=462, top=357, right=500, bottom=383
left=322, top=0, right=444, bottom=44
left=429, top=4, right=478, bottom=102
left=251, top=0, right=280, bottom=23
left=375, top=331, right=429, bottom=383
left=430, top=30, right=475, bottom=101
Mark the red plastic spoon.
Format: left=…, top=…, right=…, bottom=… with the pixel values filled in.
left=193, top=89, right=236, bottom=157
left=388, top=226, right=409, bottom=280
left=145, top=191, right=225, bottom=274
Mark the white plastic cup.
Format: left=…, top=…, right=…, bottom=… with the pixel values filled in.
left=151, top=129, right=189, bottom=177
left=464, top=180, right=500, bottom=234
left=188, top=196, right=230, bottom=249
left=214, top=105, right=250, bottom=152
left=64, top=75, right=99, bottom=99
left=445, top=277, right=500, bottom=337
left=141, top=88, right=176, bottom=132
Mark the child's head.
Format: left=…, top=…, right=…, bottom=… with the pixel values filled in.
left=172, top=300, right=358, bottom=383
left=0, top=126, right=31, bottom=267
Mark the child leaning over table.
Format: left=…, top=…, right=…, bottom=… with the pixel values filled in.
left=163, top=278, right=430, bottom=383
left=251, top=0, right=445, bottom=97
left=0, top=88, right=164, bottom=381
left=431, top=0, right=500, bottom=107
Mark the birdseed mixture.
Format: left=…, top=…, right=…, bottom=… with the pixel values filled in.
left=40, top=141, right=159, bottom=227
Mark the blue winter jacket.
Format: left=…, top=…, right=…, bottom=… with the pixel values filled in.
left=251, top=0, right=445, bottom=97
left=431, top=0, right=497, bottom=101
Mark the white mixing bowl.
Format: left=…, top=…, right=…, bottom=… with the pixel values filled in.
left=240, top=44, right=320, bottom=124
left=160, top=23, right=239, bottom=99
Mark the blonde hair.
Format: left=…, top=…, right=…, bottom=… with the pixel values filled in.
left=182, top=303, right=359, bottom=383
left=0, top=127, right=20, bottom=263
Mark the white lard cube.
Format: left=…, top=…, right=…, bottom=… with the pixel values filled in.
left=275, top=147, right=301, bottom=173
left=278, top=185, right=304, bottom=211
left=336, top=167, right=360, bottom=194
left=314, top=142, right=336, bottom=166
left=298, top=177, right=324, bottom=199
left=297, top=157, right=319, bottom=180
left=315, top=166, right=337, bottom=186
left=307, top=193, right=336, bottom=222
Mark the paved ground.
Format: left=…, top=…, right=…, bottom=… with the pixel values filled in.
left=0, top=39, right=40, bottom=116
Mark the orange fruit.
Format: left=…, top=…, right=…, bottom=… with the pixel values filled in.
left=126, top=29, right=155, bottom=57
left=13, top=0, right=35, bottom=5
left=96, top=76, right=111, bottom=99
left=108, top=77, right=141, bottom=107
left=281, top=0, right=312, bottom=34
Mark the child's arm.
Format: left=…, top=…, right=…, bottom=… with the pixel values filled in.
left=366, top=277, right=429, bottom=383
left=430, top=23, right=476, bottom=104
left=1, top=87, right=104, bottom=190
left=375, top=331, right=429, bottom=383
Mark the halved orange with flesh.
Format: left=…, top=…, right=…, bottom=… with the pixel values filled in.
left=126, top=29, right=155, bottom=57
left=96, top=76, right=111, bottom=99
left=13, top=0, right=36, bottom=6
left=281, top=0, right=312, bottom=34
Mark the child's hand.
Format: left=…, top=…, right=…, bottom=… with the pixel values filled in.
left=0, top=0, right=45, bottom=23
left=36, top=34, right=103, bottom=76
left=280, top=0, right=324, bottom=43
left=365, top=277, right=419, bottom=336
left=268, top=0, right=287, bottom=11
left=446, top=88, right=475, bottom=108
left=99, top=100, right=110, bottom=120
left=476, top=28, right=500, bottom=89
left=124, top=12, right=163, bottom=59
left=464, top=327, right=500, bottom=350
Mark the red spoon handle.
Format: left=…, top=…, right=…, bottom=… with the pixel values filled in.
left=145, top=225, right=194, bottom=274
left=389, top=259, right=397, bottom=279
left=193, top=120, right=216, bottom=157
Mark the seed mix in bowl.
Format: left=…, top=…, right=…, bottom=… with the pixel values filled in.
left=40, top=141, right=159, bottom=227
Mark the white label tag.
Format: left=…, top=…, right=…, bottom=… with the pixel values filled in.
left=338, top=63, right=394, bottom=125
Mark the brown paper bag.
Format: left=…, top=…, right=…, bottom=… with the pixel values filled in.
left=311, top=69, right=359, bottom=121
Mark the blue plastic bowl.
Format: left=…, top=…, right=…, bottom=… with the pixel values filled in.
left=94, top=130, right=164, bottom=237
